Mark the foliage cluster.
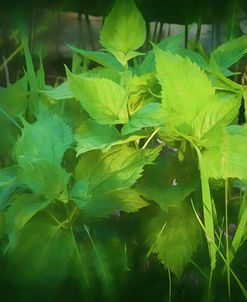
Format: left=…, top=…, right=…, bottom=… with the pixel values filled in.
left=1, top=0, right=247, bottom=301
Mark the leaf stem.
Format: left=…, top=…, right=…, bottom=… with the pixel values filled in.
left=225, top=178, right=231, bottom=298
left=84, top=224, right=108, bottom=284
left=168, top=268, right=172, bottom=302
left=0, top=107, right=22, bottom=131
left=141, top=127, right=160, bottom=149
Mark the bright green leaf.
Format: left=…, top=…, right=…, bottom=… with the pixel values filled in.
left=211, top=35, right=247, bottom=70
left=67, top=44, right=124, bottom=71
left=16, top=106, right=73, bottom=165
left=100, top=0, right=146, bottom=56
left=66, top=68, right=128, bottom=125
left=75, top=119, right=145, bottom=154
left=203, top=125, right=247, bottom=180
left=122, top=103, right=164, bottom=135
left=151, top=202, right=201, bottom=278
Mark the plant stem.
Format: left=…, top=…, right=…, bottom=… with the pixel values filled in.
left=0, top=44, right=24, bottom=73
left=84, top=224, right=108, bottom=283
left=195, top=18, right=202, bottom=50
left=185, top=23, right=189, bottom=48
left=141, top=127, right=160, bottom=149
left=0, top=107, right=22, bottom=131
left=191, top=199, right=247, bottom=299
left=85, top=14, right=95, bottom=50
left=225, top=178, right=231, bottom=298
left=168, top=268, right=172, bottom=302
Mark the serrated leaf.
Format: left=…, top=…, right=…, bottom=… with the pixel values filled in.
left=175, top=48, right=208, bottom=68
left=211, top=35, right=247, bottom=70
left=84, top=188, right=148, bottom=218
left=0, top=75, right=27, bottom=116
left=6, top=194, right=50, bottom=250
left=155, top=48, right=215, bottom=122
left=67, top=44, right=124, bottom=71
left=69, top=180, right=91, bottom=209
left=151, top=202, right=201, bottom=278
left=9, top=215, right=76, bottom=283
left=136, top=151, right=198, bottom=212
left=154, top=48, right=217, bottom=139
left=192, top=96, right=241, bottom=145
left=122, top=103, right=164, bottom=135
left=75, top=119, right=145, bottom=154
left=66, top=68, right=128, bottom=125
left=203, top=125, right=247, bottom=180
left=137, top=33, right=184, bottom=75
left=18, top=159, right=69, bottom=201
left=82, top=67, right=122, bottom=84
left=16, top=107, right=73, bottom=165
left=43, top=82, right=73, bottom=100
left=75, top=145, right=161, bottom=217
left=100, top=0, right=146, bottom=56
left=75, top=146, right=161, bottom=195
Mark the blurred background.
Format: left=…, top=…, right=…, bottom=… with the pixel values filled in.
left=0, top=0, right=247, bottom=85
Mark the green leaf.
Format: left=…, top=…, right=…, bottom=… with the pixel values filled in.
left=0, top=75, right=27, bottom=116
left=66, top=68, right=128, bottom=125
left=122, top=103, right=164, bottom=135
left=202, top=125, right=247, bottom=180
left=154, top=48, right=216, bottom=139
left=136, top=151, right=198, bottom=212
left=136, top=33, right=184, bottom=75
left=175, top=48, right=208, bottom=68
left=75, top=145, right=161, bottom=195
left=69, top=180, right=91, bottom=209
left=151, top=202, right=201, bottom=278
left=16, top=106, right=73, bottom=165
left=6, top=194, right=50, bottom=250
left=15, top=107, right=72, bottom=200
left=100, top=0, right=146, bottom=57
left=84, top=188, right=148, bottom=218
left=0, top=166, right=19, bottom=209
left=155, top=48, right=215, bottom=123
left=192, top=96, right=241, bottom=145
left=75, top=145, right=161, bottom=217
left=9, top=215, right=76, bottom=284
left=211, top=35, right=247, bottom=70
left=75, top=119, right=145, bottom=154
left=67, top=44, right=124, bottom=71
left=18, top=159, right=69, bottom=201
left=43, top=82, right=73, bottom=100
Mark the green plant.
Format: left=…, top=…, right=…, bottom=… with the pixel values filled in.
left=1, top=0, right=247, bottom=301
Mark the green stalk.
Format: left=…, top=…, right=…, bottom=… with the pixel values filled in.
left=84, top=224, right=109, bottom=284
left=191, top=200, right=247, bottom=299
left=0, top=107, right=22, bottom=131
left=0, top=44, right=24, bottom=73
left=225, top=178, right=231, bottom=298
left=71, top=227, right=90, bottom=287
left=229, top=0, right=237, bottom=40
left=193, top=145, right=216, bottom=294
left=185, top=23, right=189, bottom=48
left=195, top=18, right=202, bottom=50
left=230, top=191, right=247, bottom=263
left=85, top=14, right=95, bottom=50
left=152, top=21, right=159, bottom=42
left=168, top=268, right=172, bottom=302
left=141, top=127, right=160, bottom=149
